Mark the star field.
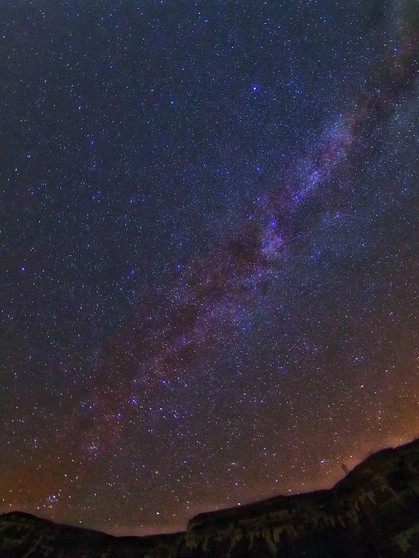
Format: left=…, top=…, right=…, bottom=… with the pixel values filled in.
left=1, top=0, right=418, bottom=536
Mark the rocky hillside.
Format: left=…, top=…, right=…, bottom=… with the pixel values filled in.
left=0, top=512, right=183, bottom=558
left=1, top=438, right=418, bottom=557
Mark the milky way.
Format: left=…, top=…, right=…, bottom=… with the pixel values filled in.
left=1, top=0, right=418, bottom=535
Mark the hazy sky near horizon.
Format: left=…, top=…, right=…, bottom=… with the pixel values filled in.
left=1, top=0, right=418, bottom=535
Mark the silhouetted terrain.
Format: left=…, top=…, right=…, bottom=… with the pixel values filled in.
left=1, top=438, right=418, bottom=557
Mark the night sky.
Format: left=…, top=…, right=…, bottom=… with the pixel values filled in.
left=1, top=0, right=418, bottom=536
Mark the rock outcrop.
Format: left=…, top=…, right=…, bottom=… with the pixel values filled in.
left=180, top=439, right=419, bottom=557
left=1, top=438, right=419, bottom=557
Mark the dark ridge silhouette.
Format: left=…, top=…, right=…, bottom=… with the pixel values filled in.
left=1, top=438, right=418, bottom=557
